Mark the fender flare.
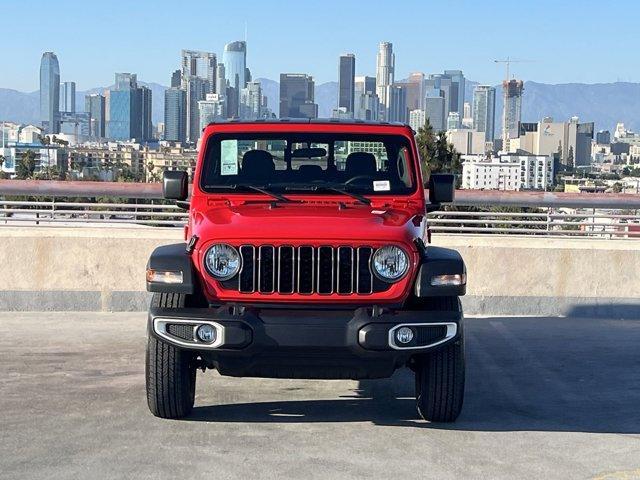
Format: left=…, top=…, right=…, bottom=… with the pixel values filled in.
left=414, top=246, right=466, bottom=297
left=146, top=243, right=195, bottom=294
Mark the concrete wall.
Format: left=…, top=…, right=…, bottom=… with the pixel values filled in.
left=0, top=227, right=638, bottom=317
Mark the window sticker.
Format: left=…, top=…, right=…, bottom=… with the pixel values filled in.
left=221, top=140, right=239, bottom=175
left=373, top=180, right=390, bottom=191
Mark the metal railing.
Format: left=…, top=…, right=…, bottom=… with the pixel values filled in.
left=1, top=180, right=639, bottom=237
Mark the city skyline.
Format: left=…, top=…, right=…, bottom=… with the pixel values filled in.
left=4, top=0, right=640, bottom=92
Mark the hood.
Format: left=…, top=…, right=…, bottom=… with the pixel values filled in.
left=191, top=201, right=423, bottom=245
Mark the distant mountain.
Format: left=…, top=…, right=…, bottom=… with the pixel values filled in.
left=3, top=80, right=639, bottom=133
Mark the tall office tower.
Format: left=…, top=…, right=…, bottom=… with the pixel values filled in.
left=107, top=73, right=151, bottom=141
left=354, top=76, right=378, bottom=121
left=40, top=52, right=60, bottom=133
left=409, top=109, right=426, bottom=131
left=181, top=50, right=216, bottom=90
left=181, top=50, right=216, bottom=142
left=216, top=63, right=227, bottom=98
left=85, top=93, right=105, bottom=138
left=425, top=71, right=465, bottom=121
left=185, top=76, right=208, bottom=142
left=164, top=87, right=186, bottom=143
left=222, top=41, right=247, bottom=117
left=60, top=81, right=76, bottom=113
left=425, top=89, right=446, bottom=131
left=388, top=84, right=408, bottom=123
left=472, top=85, right=496, bottom=141
left=170, top=69, right=181, bottom=88
left=199, top=93, right=227, bottom=131
left=140, top=85, right=153, bottom=141
left=447, top=112, right=460, bottom=130
left=502, top=79, right=524, bottom=151
left=240, top=81, right=262, bottom=120
left=405, top=72, right=425, bottom=111
left=338, top=54, right=356, bottom=116
left=444, top=70, right=465, bottom=119
left=424, top=74, right=451, bottom=119
left=279, top=74, right=317, bottom=118
left=375, top=42, right=394, bottom=118
left=463, top=102, right=472, bottom=119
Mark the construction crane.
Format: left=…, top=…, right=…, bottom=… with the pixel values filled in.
left=493, top=57, right=531, bottom=82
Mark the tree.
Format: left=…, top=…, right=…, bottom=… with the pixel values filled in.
left=415, top=117, right=462, bottom=184
left=15, top=150, right=37, bottom=179
left=0, top=155, right=6, bottom=180
left=612, top=182, right=623, bottom=193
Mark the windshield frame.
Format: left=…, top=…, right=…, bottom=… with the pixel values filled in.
left=197, top=131, right=419, bottom=197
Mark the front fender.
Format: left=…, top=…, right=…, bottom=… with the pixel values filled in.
left=146, top=243, right=195, bottom=294
left=414, top=246, right=466, bottom=297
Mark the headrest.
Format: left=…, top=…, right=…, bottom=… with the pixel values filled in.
left=241, top=150, right=275, bottom=181
left=345, top=152, right=377, bottom=177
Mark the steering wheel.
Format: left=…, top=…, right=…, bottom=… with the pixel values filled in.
left=344, top=175, right=375, bottom=186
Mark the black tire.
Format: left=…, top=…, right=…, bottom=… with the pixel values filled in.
left=146, top=293, right=197, bottom=419
left=414, top=296, right=465, bottom=422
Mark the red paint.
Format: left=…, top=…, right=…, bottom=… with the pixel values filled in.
left=188, top=121, right=426, bottom=304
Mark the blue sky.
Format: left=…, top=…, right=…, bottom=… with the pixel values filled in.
left=2, top=0, right=638, bottom=91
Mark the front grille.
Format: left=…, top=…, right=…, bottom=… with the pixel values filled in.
left=166, top=323, right=196, bottom=341
left=230, top=245, right=389, bottom=295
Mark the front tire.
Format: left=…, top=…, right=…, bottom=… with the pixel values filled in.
left=146, top=293, right=197, bottom=419
left=414, top=296, right=465, bottom=422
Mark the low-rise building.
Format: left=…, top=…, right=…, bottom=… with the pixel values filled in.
left=462, top=153, right=554, bottom=190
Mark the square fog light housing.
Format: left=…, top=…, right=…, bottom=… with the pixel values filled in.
left=146, top=269, right=183, bottom=284
left=430, top=273, right=466, bottom=287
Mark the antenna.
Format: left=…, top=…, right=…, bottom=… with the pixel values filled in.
left=244, top=21, right=248, bottom=43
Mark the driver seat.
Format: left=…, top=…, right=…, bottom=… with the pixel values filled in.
left=345, top=152, right=377, bottom=178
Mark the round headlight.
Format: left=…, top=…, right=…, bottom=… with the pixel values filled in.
left=372, top=245, right=409, bottom=282
left=204, top=244, right=241, bottom=281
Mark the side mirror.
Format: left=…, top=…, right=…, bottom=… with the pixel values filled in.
left=163, top=170, right=188, bottom=201
left=428, top=173, right=455, bottom=204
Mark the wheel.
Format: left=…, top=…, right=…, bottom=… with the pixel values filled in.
left=146, top=293, right=197, bottom=419
left=414, top=296, right=465, bottom=422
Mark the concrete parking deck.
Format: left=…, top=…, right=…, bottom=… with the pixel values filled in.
left=1, top=313, right=639, bottom=479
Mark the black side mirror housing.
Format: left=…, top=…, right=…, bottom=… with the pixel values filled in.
left=163, top=171, right=188, bottom=201
left=428, top=174, right=455, bottom=204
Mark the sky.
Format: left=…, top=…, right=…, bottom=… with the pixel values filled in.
left=2, top=0, right=639, bottom=91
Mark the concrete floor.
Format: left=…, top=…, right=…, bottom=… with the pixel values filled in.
left=0, top=313, right=639, bottom=480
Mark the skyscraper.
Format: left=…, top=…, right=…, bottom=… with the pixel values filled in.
left=216, top=63, right=226, bottom=97
left=240, top=81, right=262, bottom=120
left=107, top=73, right=151, bottom=142
left=405, top=73, right=425, bottom=111
left=222, top=41, right=247, bottom=118
left=444, top=70, right=465, bottom=120
left=60, top=81, right=76, bottom=113
left=354, top=76, right=378, bottom=121
left=181, top=50, right=216, bottom=143
left=170, top=69, right=181, bottom=88
left=40, top=52, right=60, bottom=133
left=85, top=93, right=105, bottom=138
left=198, top=93, right=226, bottom=131
left=387, top=84, right=408, bottom=123
left=473, top=85, right=496, bottom=141
left=164, top=87, right=186, bottom=143
left=376, top=42, right=394, bottom=118
left=338, top=54, right=355, bottom=116
left=279, top=74, right=317, bottom=118
left=424, top=90, right=446, bottom=131
left=502, top=79, right=524, bottom=151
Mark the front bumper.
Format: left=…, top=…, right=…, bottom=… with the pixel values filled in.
left=148, top=304, right=463, bottom=379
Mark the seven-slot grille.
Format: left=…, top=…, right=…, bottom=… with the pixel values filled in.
left=226, top=245, right=389, bottom=295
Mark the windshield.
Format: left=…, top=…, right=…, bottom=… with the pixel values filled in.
left=200, top=133, right=416, bottom=196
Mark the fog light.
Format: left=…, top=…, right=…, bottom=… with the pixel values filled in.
left=395, top=326, right=414, bottom=344
left=196, top=324, right=216, bottom=343
left=146, top=269, right=183, bottom=284
left=430, top=273, right=466, bottom=286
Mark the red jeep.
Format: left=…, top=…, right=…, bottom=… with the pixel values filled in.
left=145, top=120, right=466, bottom=422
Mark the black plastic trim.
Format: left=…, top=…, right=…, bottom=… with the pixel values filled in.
left=146, top=243, right=195, bottom=294
left=414, top=246, right=467, bottom=297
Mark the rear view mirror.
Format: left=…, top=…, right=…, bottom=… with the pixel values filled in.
left=428, top=174, right=455, bottom=204
left=163, top=170, right=188, bottom=201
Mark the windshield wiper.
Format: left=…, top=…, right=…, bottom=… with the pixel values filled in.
left=204, top=184, right=297, bottom=203
left=280, top=184, right=371, bottom=206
